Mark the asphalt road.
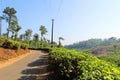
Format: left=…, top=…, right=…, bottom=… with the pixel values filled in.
left=0, top=50, right=48, bottom=80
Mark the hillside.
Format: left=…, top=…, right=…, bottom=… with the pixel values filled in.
left=65, top=37, right=120, bottom=51
left=65, top=37, right=120, bottom=67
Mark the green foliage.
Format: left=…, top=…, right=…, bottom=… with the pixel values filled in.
left=39, top=25, right=48, bottom=48
left=49, top=48, right=120, bottom=80
left=65, top=37, right=119, bottom=50
left=0, top=38, right=28, bottom=49
left=20, top=42, right=28, bottom=49
left=25, top=29, right=32, bottom=40
left=58, top=37, right=64, bottom=47
left=3, top=7, right=16, bottom=17
left=28, top=40, right=50, bottom=49
left=0, top=38, right=5, bottom=46
left=10, top=20, right=21, bottom=40
left=3, top=7, right=17, bottom=38
left=98, top=53, right=120, bottom=66
left=39, top=25, right=47, bottom=37
left=110, top=44, right=120, bottom=54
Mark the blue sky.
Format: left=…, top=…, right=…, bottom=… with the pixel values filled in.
left=1, top=0, right=120, bottom=45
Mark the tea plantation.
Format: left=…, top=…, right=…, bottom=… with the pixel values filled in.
left=49, top=48, right=120, bottom=80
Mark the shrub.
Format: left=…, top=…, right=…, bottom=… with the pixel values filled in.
left=2, top=39, right=13, bottom=48
left=13, top=41, right=21, bottom=49
left=98, top=53, right=120, bottom=66
left=21, top=43, right=28, bottom=49
left=0, top=38, right=5, bottom=47
left=49, top=48, right=120, bottom=80
left=0, top=38, right=28, bottom=49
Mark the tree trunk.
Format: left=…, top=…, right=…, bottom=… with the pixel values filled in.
left=15, top=32, right=18, bottom=40
left=7, top=16, right=11, bottom=38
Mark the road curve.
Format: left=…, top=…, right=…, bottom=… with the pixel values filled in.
left=0, top=50, right=48, bottom=80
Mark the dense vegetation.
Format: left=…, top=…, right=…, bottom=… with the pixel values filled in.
left=65, top=37, right=120, bottom=50
left=49, top=48, right=120, bottom=80
left=0, top=38, right=28, bottom=49
left=96, top=44, right=120, bottom=66
left=98, top=53, right=120, bottom=66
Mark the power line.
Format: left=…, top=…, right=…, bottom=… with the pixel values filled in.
left=55, top=0, right=63, bottom=19
left=48, top=0, right=63, bottom=19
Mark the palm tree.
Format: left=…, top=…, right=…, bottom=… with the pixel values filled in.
left=10, top=30, right=15, bottom=39
left=3, top=7, right=16, bottom=38
left=14, top=25, right=21, bottom=40
left=10, top=20, right=21, bottom=40
left=6, top=28, right=9, bottom=38
left=33, top=33, right=39, bottom=48
left=58, top=37, right=64, bottom=47
left=34, top=33, right=39, bottom=41
left=39, top=25, right=47, bottom=47
left=10, top=21, right=16, bottom=39
left=25, top=29, right=32, bottom=46
left=25, top=29, right=32, bottom=40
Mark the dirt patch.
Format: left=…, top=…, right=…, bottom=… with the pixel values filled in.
left=0, top=47, right=30, bottom=60
left=0, top=47, right=30, bottom=69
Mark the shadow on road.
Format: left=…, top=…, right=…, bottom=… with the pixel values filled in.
left=18, top=53, right=49, bottom=80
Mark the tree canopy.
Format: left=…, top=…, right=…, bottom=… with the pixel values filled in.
left=65, top=37, right=120, bottom=50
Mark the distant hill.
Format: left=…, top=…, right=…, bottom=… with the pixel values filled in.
left=65, top=37, right=120, bottom=67
left=65, top=37, right=120, bottom=50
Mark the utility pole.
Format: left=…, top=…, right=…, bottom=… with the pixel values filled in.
left=51, top=19, right=54, bottom=47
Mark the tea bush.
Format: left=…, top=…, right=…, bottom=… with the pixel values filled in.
left=49, top=48, right=120, bottom=80
left=0, top=38, right=28, bottom=49
left=98, top=53, right=120, bottom=66
left=0, top=38, right=5, bottom=46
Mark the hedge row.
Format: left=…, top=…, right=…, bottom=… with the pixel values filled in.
left=49, top=48, right=120, bottom=80
left=0, top=38, right=28, bottom=49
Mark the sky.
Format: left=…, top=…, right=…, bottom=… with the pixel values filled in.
left=1, top=0, right=120, bottom=45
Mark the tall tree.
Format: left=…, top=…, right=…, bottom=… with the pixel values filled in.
left=10, top=20, right=21, bottom=40
left=25, top=29, right=32, bottom=46
left=10, top=15, right=18, bottom=39
left=33, top=33, right=39, bottom=48
left=33, top=33, right=39, bottom=41
left=3, top=7, right=16, bottom=38
left=14, top=25, right=21, bottom=40
left=10, top=21, right=16, bottom=39
left=10, top=29, right=15, bottom=39
left=25, top=29, right=32, bottom=40
left=39, top=25, right=47, bottom=47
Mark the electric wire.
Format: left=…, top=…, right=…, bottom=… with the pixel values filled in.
left=55, top=0, right=63, bottom=20
left=49, top=0, right=63, bottom=20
